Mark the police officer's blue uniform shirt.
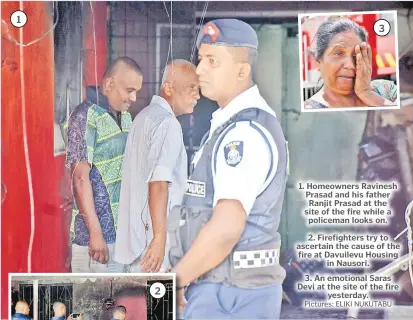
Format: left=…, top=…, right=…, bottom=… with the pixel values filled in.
left=191, top=85, right=278, bottom=214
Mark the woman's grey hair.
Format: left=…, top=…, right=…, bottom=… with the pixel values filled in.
left=311, top=18, right=368, bottom=61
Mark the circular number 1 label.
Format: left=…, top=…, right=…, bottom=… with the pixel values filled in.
left=10, top=10, right=28, bottom=28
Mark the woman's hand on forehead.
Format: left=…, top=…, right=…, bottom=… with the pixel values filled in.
left=355, top=42, right=372, bottom=67
left=354, top=42, right=373, bottom=98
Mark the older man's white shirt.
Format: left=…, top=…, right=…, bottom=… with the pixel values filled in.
left=114, top=95, right=187, bottom=268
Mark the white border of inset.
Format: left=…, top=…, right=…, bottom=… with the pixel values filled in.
left=9, top=272, right=176, bottom=320
left=298, top=10, right=400, bottom=113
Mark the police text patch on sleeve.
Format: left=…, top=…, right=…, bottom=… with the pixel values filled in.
left=224, top=141, right=243, bottom=167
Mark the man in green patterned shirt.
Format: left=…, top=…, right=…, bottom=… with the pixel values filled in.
left=66, top=57, right=143, bottom=272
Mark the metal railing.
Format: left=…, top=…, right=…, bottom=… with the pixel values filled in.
left=147, top=280, right=174, bottom=320
left=18, top=284, right=73, bottom=320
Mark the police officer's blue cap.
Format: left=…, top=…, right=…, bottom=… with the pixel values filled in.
left=196, top=19, right=258, bottom=50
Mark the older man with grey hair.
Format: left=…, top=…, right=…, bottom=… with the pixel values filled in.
left=114, top=59, right=200, bottom=272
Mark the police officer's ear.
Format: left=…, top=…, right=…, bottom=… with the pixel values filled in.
left=162, top=82, right=174, bottom=97
left=237, top=63, right=252, bottom=81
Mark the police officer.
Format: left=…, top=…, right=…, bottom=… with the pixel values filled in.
left=168, top=19, right=289, bottom=319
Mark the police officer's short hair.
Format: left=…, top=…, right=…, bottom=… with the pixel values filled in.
left=247, top=48, right=258, bottom=73
left=229, top=47, right=258, bottom=76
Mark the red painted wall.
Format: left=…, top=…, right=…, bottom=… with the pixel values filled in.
left=1, top=2, right=108, bottom=318
left=83, top=2, right=109, bottom=86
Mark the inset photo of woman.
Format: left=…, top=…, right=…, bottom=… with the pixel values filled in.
left=299, top=11, right=400, bottom=111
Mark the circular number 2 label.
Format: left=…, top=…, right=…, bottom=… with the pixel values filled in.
left=10, top=10, right=28, bottom=28
left=150, top=282, right=166, bottom=299
left=374, top=19, right=391, bottom=37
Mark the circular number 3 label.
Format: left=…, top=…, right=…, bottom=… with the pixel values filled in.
left=374, top=19, right=391, bottom=37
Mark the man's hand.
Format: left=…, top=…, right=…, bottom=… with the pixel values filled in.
left=89, top=233, right=109, bottom=264
left=61, top=196, right=74, bottom=214
left=146, top=181, right=168, bottom=272
left=140, top=236, right=166, bottom=272
left=177, top=288, right=186, bottom=313
left=59, top=166, right=74, bottom=214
